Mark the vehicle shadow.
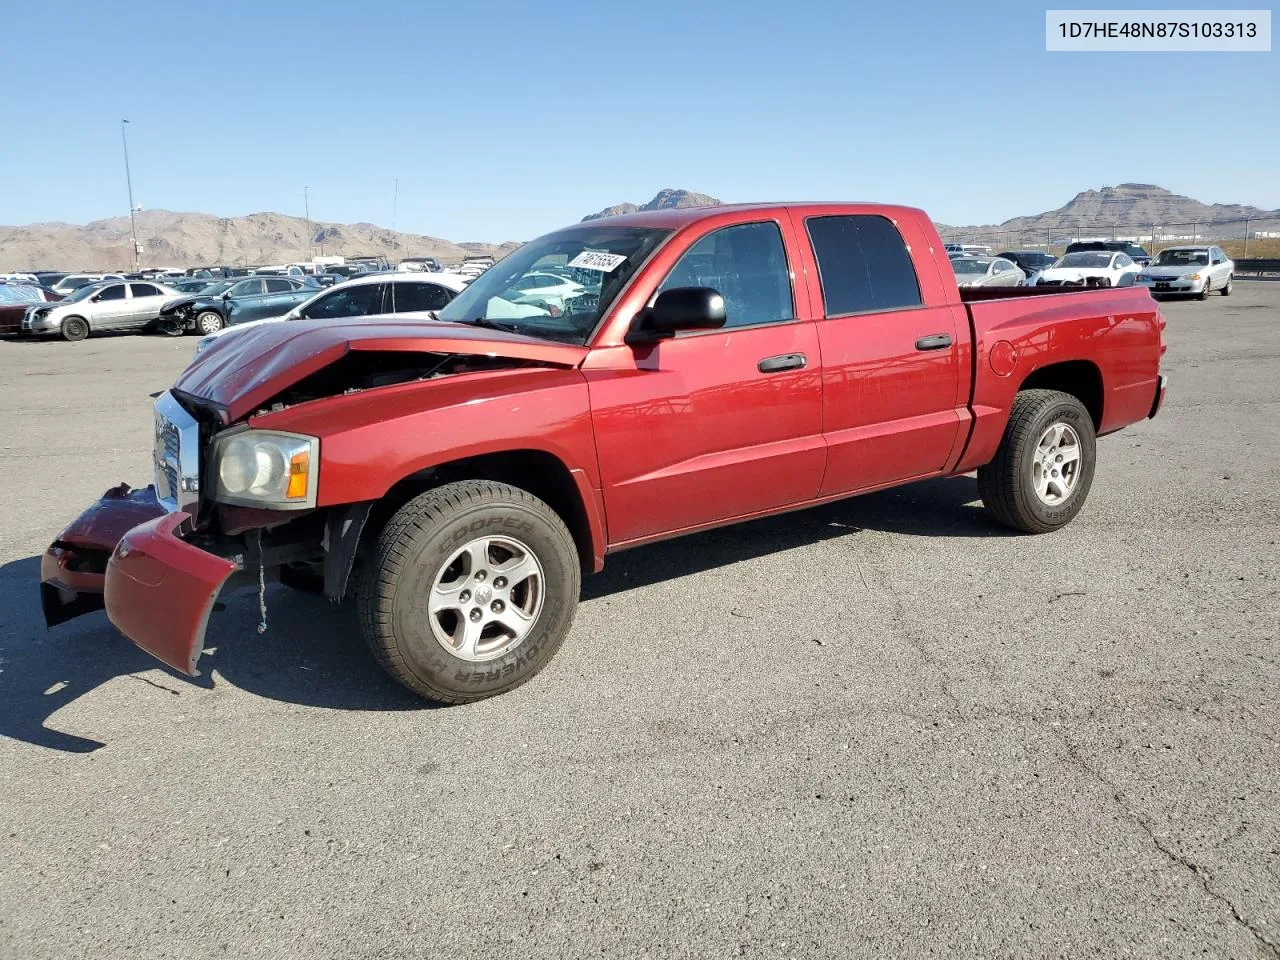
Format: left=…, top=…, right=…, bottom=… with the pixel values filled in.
left=582, top=474, right=997, bottom=599
left=0, top=476, right=995, bottom=753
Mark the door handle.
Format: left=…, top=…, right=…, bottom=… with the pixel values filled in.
left=915, top=334, right=953, bottom=351
left=757, top=353, right=807, bottom=373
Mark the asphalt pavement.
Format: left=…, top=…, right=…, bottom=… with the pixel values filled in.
left=1, top=284, right=1277, bottom=959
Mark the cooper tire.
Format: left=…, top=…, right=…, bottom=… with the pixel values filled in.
left=977, top=389, right=1097, bottom=534
left=60, top=316, right=89, bottom=342
left=357, top=480, right=580, bottom=704
left=195, top=310, right=223, bottom=335
left=1220, top=276, right=1232, bottom=296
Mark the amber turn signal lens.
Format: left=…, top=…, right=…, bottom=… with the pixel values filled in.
left=286, top=452, right=310, bottom=499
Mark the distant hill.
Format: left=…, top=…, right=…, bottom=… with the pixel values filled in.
left=944, top=183, right=1280, bottom=239
left=4, top=184, right=1276, bottom=271
left=0, top=209, right=520, bottom=272
left=582, top=188, right=722, bottom=221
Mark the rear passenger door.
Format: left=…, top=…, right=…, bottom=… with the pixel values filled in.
left=126, top=283, right=170, bottom=327
left=790, top=212, right=964, bottom=495
left=384, top=281, right=455, bottom=314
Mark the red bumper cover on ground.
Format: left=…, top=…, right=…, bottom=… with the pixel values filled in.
left=41, top=485, right=239, bottom=676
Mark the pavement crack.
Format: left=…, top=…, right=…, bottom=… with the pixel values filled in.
left=1048, top=723, right=1280, bottom=958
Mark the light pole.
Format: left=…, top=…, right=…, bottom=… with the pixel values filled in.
left=121, top=119, right=140, bottom=272
left=304, top=186, right=312, bottom=261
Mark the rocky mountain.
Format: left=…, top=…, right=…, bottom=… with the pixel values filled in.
left=0, top=209, right=520, bottom=272
left=948, top=183, right=1280, bottom=237
left=582, top=188, right=722, bottom=222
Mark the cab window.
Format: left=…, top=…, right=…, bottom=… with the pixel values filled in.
left=656, top=221, right=793, bottom=329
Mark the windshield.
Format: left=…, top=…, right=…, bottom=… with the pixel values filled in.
left=63, top=282, right=110, bottom=303
left=952, top=259, right=989, bottom=274
left=1152, top=249, right=1209, bottom=267
left=1058, top=252, right=1112, bottom=268
left=437, top=226, right=672, bottom=344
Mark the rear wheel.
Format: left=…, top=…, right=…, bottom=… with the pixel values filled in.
left=977, top=389, right=1097, bottom=534
left=1220, top=275, right=1233, bottom=296
left=357, top=480, right=580, bottom=704
left=60, top=316, right=89, bottom=342
left=195, top=310, right=223, bottom=335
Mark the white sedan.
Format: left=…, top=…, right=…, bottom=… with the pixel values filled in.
left=195, top=272, right=472, bottom=353
left=1037, top=251, right=1141, bottom=288
left=506, top=271, right=586, bottom=309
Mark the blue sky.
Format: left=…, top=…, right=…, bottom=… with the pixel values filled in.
left=2, top=0, right=1275, bottom=239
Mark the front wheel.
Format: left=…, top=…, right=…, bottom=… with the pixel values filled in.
left=60, top=316, right=89, bottom=342
left=357, top=480, right=580, bottom=704
left=977, top=389, right=1097, bottom=534
left=1220, top=276, right=1233, bottom=296
left=1198, top=278, right=1211, bottom=300
left=194, top=310, right=223, bottom=335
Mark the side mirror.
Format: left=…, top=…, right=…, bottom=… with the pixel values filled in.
left=627, top=287, right=726, bottom=344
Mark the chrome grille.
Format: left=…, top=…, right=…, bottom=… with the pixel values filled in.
left=153, top=391, right=200, bottom=513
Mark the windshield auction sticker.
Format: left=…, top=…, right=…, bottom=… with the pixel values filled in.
left=1046, top=9, right=1271, bottom=50
left=568, top=251, right=628, bottom=272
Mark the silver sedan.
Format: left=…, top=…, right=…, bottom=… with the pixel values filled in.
left=950, top=257, right=1026, bottom=288
left=1136, top=246, right=1234, bottom=299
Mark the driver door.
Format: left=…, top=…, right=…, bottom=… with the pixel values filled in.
left=89, top=284, right=129, bottom=329
left=587, top=218, right=825, bottom=546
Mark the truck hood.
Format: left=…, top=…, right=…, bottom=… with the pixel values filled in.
left=172, top=315, right=589, bottom=422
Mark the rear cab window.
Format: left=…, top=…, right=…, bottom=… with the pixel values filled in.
left=804, top=215, right=922, bottom=316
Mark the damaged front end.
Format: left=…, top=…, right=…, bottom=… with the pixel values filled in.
left=41, top=317, right=585, bottom=677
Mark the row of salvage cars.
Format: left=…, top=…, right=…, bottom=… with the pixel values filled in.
left=3, top=271, right=488, bottom=342
left=946, top=242, right=1236, bottom=299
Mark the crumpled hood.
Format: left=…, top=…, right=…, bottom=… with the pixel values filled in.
left=172, top=315, right=589, bottom=422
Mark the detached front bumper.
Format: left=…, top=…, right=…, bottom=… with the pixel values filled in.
left=105, top=513, right=239, bottom=675
left=41, top=484, right=240, bottom=676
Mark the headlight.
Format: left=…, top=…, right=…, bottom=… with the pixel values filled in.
left=1187, top=273, right=1201, bottom=281
left=212, top=430, right=318, bottom=509
left=1137, top=274, right=1151, bottom=282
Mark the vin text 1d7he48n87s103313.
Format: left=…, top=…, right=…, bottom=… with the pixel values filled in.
left=41, top=202, right=1167, bottom=704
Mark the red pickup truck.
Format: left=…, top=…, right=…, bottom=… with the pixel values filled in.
left=41, top=203, right=1166, bottom=704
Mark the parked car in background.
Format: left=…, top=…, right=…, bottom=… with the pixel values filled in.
left=34, top=271, right=70, bottom=289
left=51, top=273, right=125, bottom=295
left=1065, top=240, right=1152, bottom=267
left=1136, top=246, right=1233, bottom=299
left=158, top=275, right=321, bottom=334
left=950, top=257, right=1025, bottom=288
left=21, top=280, right=179, bottom=340
left=164, top=277, right=219, bottom=294
left=195, top=272, right=471, bottom=353
left=996, top=251, right=1057, bottom=285
left=1037, top=251, right=1140, bottom=288
left=0, top=282, right=63, bottom=335
left=944, top=243, right=993, bottom=258
left=399, top=256, right=442, bottom=272
left=506, top=270, right=588, bottom=309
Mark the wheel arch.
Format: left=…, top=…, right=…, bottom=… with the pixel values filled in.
left=359, top=449, right=601, bottom=580
left=1016, top=360, right=1103, bottom=430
